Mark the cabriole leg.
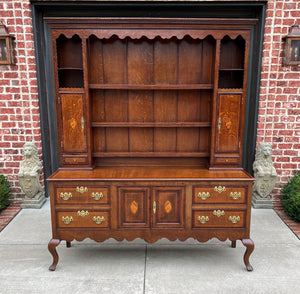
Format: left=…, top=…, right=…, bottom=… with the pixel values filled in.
left=66, top=241, right=71, bottom=248
left=241, top=238, right=254, bottom=271
left=231, top=240, right=236, bottom=248
left=48, top=238, right=61, bottom=271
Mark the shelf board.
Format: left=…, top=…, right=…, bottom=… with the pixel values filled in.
left=91, top=122, right=212, bottom=128
left=93, top=152, right=210, bottom=158
left=89, top=83, right=213, bottom=90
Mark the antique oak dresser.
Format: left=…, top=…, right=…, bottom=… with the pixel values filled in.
left=46, top=17, right=256, bottom=271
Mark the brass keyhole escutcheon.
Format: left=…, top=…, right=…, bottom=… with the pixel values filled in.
left=76, top=186, right=88, bottom=194
left=77, top=210, right=89, bottom=217
left=214, top=186, right=226, bottom=193
left=213, top=210, right=225, bottom=217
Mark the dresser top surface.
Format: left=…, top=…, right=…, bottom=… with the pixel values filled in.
left=48, top=167, right=253, bottom=182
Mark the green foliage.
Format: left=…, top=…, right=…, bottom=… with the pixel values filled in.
left=0, top=173, right=11, bottom=210
left=281, top=171, right=300, bottom=222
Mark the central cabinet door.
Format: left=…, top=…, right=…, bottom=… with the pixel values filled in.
left=152, top=187, right=185, bottom=228
left=117, top=186, right=185, bottom=229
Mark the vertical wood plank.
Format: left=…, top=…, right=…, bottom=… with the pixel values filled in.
left=128, top=39, right=154, bottom=152
left=93, top=128, right=105, bottom=152
left=178, top=37, right=202, bottom=84
left=88, top=36, right=103, bottom=84
left=153, top=39, right=177, bottom=152
left=91, top=90, right=105, bottom=122
left=106, top=128, right=129, bottom=152
left=103, top=37, right=127, bottom=83
left=202, top=36, right=215, bottom=84
left=177, top=128, right=199, bottom=152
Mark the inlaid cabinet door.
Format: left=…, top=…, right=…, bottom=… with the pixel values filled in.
left=152, top=187, right=185, bottom=228
left=60, top=93, right=87, bottom=153
left=212, top=93, right=243, bottom=166
left=118, top=187, right=150, bottom=228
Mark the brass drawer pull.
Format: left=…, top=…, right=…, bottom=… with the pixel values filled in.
left=93, top=216, right=105, bottom=224
left=60, top=192, right=72, bottom=201
left=91, top=192, right=104, bottom=200
left=77, top=210, right=89, bottom=217
left=198, top=192, right=210, bottom=200
left=214, top=186, right=226, bottom=193
left=62, top=216, right=73, bottom=225
left=197, top=216, right=209, bottom=224
left=230, top=192, right=242, bottom=200
left=76, top=186, right=88, bottom=194
left=229, top=216, right=241, bottom=224
left=213, top=210, right=225, bottom=217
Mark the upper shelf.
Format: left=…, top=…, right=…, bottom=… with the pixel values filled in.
left=89, top=84, right=214, bottom=90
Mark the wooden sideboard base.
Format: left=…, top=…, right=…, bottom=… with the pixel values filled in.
left=47, top=167, right=254, bottom=271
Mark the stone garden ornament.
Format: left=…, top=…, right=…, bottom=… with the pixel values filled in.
left=252, top=143, right=277, bottom=208
left=18, top=142, right=46, bottom=208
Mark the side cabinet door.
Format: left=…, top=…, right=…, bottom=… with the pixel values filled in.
left=152, top=187, right=185, bottom=228
left=213, top=93, right=243, bottom=166
left=117, top=187, right=151, bottom=228
left=59, top=93, right=88, bottom=165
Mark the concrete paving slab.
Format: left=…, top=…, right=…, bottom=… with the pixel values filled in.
left=0, top=199, right=299, bottom=294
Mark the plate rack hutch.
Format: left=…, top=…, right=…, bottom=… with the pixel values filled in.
left=46, top=17, right=256, bottom=271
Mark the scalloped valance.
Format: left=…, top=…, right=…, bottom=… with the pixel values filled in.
left=45, top=17, right=257, bottom=41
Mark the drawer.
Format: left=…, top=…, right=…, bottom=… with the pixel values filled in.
left=57, top=210, right=110, bottom=228
left=193, top=185, right=246, bottom=204
left=56, top=186, right=109, bottom=204
left=192, top=210, right=245, bottom=228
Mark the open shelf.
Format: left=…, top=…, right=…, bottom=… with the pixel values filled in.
left=89, top=84, right=214, bottom=90
left=91, top=122, right=212, bottom=128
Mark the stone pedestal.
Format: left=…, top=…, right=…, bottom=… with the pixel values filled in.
left=252, top=196, right=273, bottom=209
left=21, top=192, right=46, bottom=209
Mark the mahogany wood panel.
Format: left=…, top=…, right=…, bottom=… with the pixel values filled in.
left=152, top=187, right=185, bottom=228
left=215, top=94, right=242, bottom=153
left=61, top=93, right=87, bottom=153
left=118, top=187, right=150, bottom=228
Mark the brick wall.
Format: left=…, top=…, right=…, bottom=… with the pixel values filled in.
left=257, top=0, right=300, bottom=206
left=0, top=0, right=42, bottom=201
left=0, top=0, right=300, bottom=205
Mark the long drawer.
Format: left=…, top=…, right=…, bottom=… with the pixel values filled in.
left=193, top=185, right=247, bottom=204
left=192, top=209, right=245, bottom=228
left=55, top=185, right=109, bottom=204
left=57, top=210, right=110, bottom=228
